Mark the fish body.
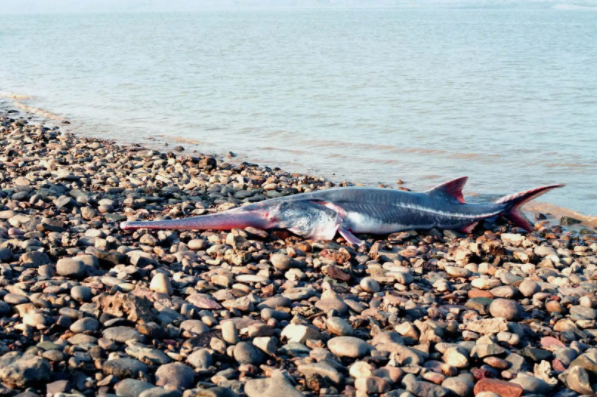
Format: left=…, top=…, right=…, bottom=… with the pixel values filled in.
left=121, top=177, right=563, bottom=244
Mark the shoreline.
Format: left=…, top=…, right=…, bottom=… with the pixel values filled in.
left=0, top=102, right=597, bottom=396
left=0, top=93, right=594, bottom=230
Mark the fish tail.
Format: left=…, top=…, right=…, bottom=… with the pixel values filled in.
left=120, top=208, right=272, bottom=231
left=495, top=184, right=564, bottom=231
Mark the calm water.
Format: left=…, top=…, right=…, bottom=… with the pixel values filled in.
left=1, top=4, right=596, bottom=214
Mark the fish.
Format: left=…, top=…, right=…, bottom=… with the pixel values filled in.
left=120, top=177, right=563, bottom=245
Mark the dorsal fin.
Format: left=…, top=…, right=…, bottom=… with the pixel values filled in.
left=426, top=176, right=468, bottom=204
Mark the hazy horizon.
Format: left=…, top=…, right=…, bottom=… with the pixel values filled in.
left=0, top=0, right=577, bottom=14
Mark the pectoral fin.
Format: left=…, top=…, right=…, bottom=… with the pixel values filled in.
left=460, top=222, right=479, bottom=234
left=339, top=228, right=363, bottom=246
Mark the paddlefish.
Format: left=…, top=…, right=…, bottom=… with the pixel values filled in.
left=120, top=177, right=563, bottom=245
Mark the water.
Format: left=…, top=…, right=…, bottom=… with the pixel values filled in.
left=1, top=3, right=596, bottom=215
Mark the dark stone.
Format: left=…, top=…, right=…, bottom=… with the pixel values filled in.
left=521, top=346, right=552, bottom=362
left=46, top=380, right=71, bottom=395
left=193, top=387, right=239, bottom=397
left=103, top=358, right=148, bottom=378
left=560, top=216, right=581, bottom=226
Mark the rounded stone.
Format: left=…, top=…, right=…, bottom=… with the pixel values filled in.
left=443, top=347, right=469, bottom=369
left=315, top=298, right=347, bottom=314
left=125, top=345, right=170, bottom=365
left=38, top=265, right=55, bottom=278
left=187, top=349, right=213, bottom=370
left=71, top=286, right=92, bottom=302
left=188, top=239, right=208, bottom=250
left=42, top=349, right=66, bottom=362
left=70, top=317, right=99, bottom=333
left=4, top=294, right=29, bottom=305
left=56, top=258, right=87, bottom=279
left=180, top=320, right=210, bottom=335
left=0, top=352, right=51, bottom=387
left=326, top=317, right=354, bottom=336
left=139, top=388, right=183, bottom=397
left=103, top=326, right=144, bottom=343
left=115, top=379, right=155, bottom=397
left=23, top=312, right=46, bottom=327
left=328, top=337, right=369, bottom=358
left=350, top=361, right=373, bottom=378
left=546, top=300, right=564, bottom=314
left=360, top=277, right=381, bottom=293
left=489, top=299, right=521, bottom=321
left=0, top=301, right=11, bottom=315
left=393, top=271, right=413, bottom=285
left=490, top=286, right=518, bottom=299
left=442, top=375, right=475, bottom=397
left=222, top=320, right=240, bottom=344
left=191, top=388, right=235, bottom=397
left=518, top=280, right=540, bottom=297
left=155, top=362, right=195, bottom=390
left=233, top=342, right=264, bottom=365
left=150, top=273, right=173, bottom=295
left=270, top=253, right=293, bottom=270
left=103, top=358, right=148, bottom=378
left=355, top=376, right=390, bottom=394
left=510, top=373, right=550, bottom=395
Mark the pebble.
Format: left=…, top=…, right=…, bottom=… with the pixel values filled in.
left=0, top=352, right=51, bottom=387
left=103, top=326, right=144, bottom=343
left=114, top=379, right=155, bottom=397
left=245, top=370, right=303, bottom=397
left=23, top=312, right=45, bottom=327
left=56, top=258, right=87, bottom=279
left=125, top=345, right=171, bottom=365
left=103, top=358, right=148, bottom=378
left=360, top=277, right=381, bottom=292
left=0, top=111, right=594, bottom=397
left=518, top=280, right=540, bottom=297
left=489, top=299, right=522, bottom=320
left=270, top=253, right=294, bottom=270
left=187, top=349, right=213, bottom=370
left=4, top=293, right=29, bottom=305
left=442, top=347, right=469, bottom=368
left=350, top=361, right=373, bottom=378
left=442, top=375, right=475, bottom=397
left=473, top=378, right=524, bottom=397
left=355, top=376, right=390, bottom=394
left=253, top=336, right=277, bottom=355
left=510, top=373, right=550, bottom=395
left=328, top=336, right=369, bottom=358
left=233, top=342, right=264, bottom=365
left=222, top=321, right=240, bottom=344
left=155, top=362, right=195, bottom=390
left=326, top=317, right=354, bottom=336
left=297, top=362, right=343, bottom=386
left=70, top=317, right=99, bottom=333
left=71, top=286, right=92, bottom=301
left=150, top=273, right=173, bottom=295
left=281, top=324, right=321, bottom=344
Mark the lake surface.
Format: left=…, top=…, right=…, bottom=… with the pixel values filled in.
left=1, top=3, right=596, bottom=215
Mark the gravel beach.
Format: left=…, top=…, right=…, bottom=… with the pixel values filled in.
left=0, top=109, right=596, bottom=397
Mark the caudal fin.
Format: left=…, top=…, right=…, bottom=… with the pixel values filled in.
left=495, top=184, right=564, bottom=232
